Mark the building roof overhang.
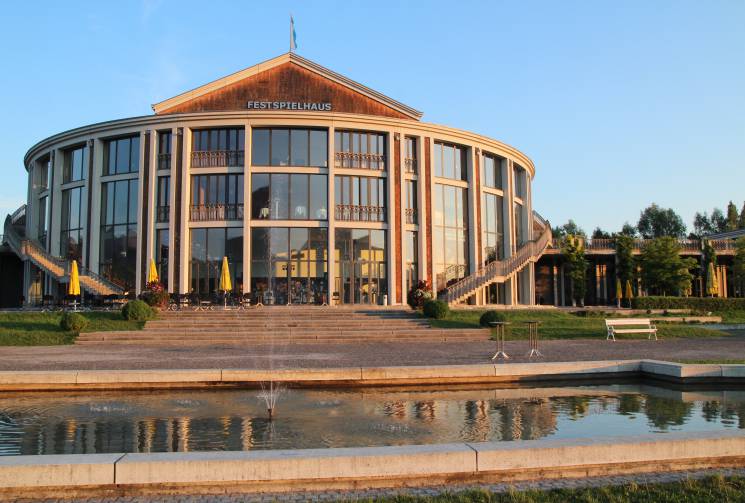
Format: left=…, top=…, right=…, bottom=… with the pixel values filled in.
left=150, top=52, right=423, bottom=120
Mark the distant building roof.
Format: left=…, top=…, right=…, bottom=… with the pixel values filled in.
left=706, top=228, right=745, bottom=240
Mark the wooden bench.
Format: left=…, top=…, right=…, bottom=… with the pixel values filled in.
left=605, top=318, right=657, bottom=341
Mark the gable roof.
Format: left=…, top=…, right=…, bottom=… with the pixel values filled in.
left=151, top=52, right=423, bottom=120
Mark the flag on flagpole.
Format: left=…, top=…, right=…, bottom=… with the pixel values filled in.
left=290, top=16, right=297, bottom=52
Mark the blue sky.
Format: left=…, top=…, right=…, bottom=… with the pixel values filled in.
left=1, top=1, right=743, bottom=233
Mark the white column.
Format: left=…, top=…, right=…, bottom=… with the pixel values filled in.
left=415, top=136, right=427, bottom=283
left=144, top=131, right=158, bottom=288
left=243, top=123, right=251, bottom=294
left=48, top=149, right=63, bottom=259
left=386, top=131, right=396, bottom=305
left=135, top=130, right=148, bottom=294
left=502, top=159, right=515, bottom=305
left=327, top=127, right=335, bottom=304
left=167, top=127, right=178, bottom=292
left=88, top=142, right=103, bottom=273
left=179, top=128, right=191, bottom=293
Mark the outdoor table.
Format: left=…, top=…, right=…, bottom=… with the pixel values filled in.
left=488, top=321, right=511, bottom=361
left=525, top=320, right=543, bottom=358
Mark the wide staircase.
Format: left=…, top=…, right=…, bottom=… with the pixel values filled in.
left=440, top=212, right=552, bottom=306
left=76, top=307, right=489, bottom=345
left=4, top=208, right=123, bottom=296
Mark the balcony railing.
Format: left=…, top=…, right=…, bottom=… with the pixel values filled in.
left=191, top=150, right=244, bottom=168
left=157, top=153, right=171, bottom=171
left=190, top=204, right=244, bottom=222
left=335, top=204, right=386, bottom=222
left=550, top=237, right=737, bottom=253
left=156, top=206, right=170, bottom=223
left=404, top=157, right=417, bottom=174
left=334, top=152, right=385, bottom=170
left=404, top=208, right=417, bottom=225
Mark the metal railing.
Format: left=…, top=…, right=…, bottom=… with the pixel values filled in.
left=10, top=204, right=26, bottom=225
left=335, top=204, right=386, bottom=222
left=334, top=152, right=385, bottom=170
left=441, top=225, right=552, bottom=304
left=436, top=264, right=468, bottom=292
left=404, top=157, right=417, bottom=174
left=157, top=153, right=171, bottom=171
left=156, top=205, right=170, bottom=223
left=550, top=237, right=736, bottom=253
left=190, top=204, right=244, bottom=221
left=191, top=150, right=244, bottom=168
left=405, top=208, right=417, bottom=224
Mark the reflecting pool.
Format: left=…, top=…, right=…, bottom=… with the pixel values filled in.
left=1, top=383, right=744, bottom=456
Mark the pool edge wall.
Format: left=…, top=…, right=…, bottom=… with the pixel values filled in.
left=1, top=431, right=744, bottom=499
left=1, top=360, right=745, bottom=391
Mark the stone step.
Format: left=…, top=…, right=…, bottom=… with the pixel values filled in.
left=75, top=335, right=488, bottom=345
left=143, top=321, right=430, bottom=329
left=77, top=328, right=487, bottom=340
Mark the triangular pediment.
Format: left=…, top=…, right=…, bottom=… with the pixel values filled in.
left=152, top=53, right=422, bottom=120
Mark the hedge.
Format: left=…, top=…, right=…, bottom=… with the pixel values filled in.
left=60, top=312, right=88, bottom=332
left=121, top=300, right=155, bottom=321
left=423, top=299, right=449, bottom=319
left=630, top=296, right=745, bottom=311
left=479, top=310, right=507, bottom=327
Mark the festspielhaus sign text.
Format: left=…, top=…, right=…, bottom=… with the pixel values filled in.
left=247, top=101, right=332, bottom=111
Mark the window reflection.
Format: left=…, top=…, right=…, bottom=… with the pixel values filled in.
left=433, top=141, right=466, bottom=181
left=99, top=179, right=138, bottom=289
left=251, top=128, right=327, bottom=167
left=190, top=227, right=243, bottom=294
left=251, top=174, right=327, bottom=220
left=334, top=229, right=387, bottom=305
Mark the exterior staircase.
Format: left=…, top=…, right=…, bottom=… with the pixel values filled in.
left=4, top=208, right=124, bottom=297
left=76, top=307, right=489, bottom=345
left=440, top=212, right=552, bottom=305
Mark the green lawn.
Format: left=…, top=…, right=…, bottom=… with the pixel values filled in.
left=0, top=311, right=146, bottom=346
left=429, top=309, right=729, bottom=339
left=359, top=475, right=745, bottom=502
left=719, top=310, right=745, bottom=323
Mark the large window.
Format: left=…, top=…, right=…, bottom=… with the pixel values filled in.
left=334, top=130, right=386, bottom=170
left=482, top=153, right=503, bottom=190
left=251, top=174, right=327, bottom=220
left=63, top=145, right=88, bottom=183
left=251, top=227, right=327, bottom=305
left=190, top=174, right=244, bottom=221
left=60, top=187, right=84, bottom=261
left=99, top=179, right=138, bottom=289
left=334, top=175, right=386, bottom=222
left=104, top=136, right=140, bottom=176
left=155, top=229, right=169, bottom=286
left=513, top=164, right=527, bottom=199
left=405, top=180, right=417, bottom=224
left=190, top=227, right=243, bottom=294
left=33, top=157, right=50, bottom=190
left=192, top=128, right=245, bottom=167
left=405, top=230, right=418, bottom=295
left=433, top=142, right=467, bottom=181
left=404, top=137, right=417, bottom=174
left=334, top=229, right=387, bottom=305
left=514, top=201, right=526, bottom=246
left=37, top=196, right=48, bottom=245
left=251, top=128, right=327, bottom=167
left=482, top=193, right=504, bottom=263
left=158, top=131, right=172, bottom=171
left=433, top=183, right=469, bottom=291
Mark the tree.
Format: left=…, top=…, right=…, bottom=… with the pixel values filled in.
left=692, top=212, right=713, bottom=237
left=561, top=235, right=588, bottom=306
left=614, top=234, right=635, bottom=284
left=638, top=237, right=696, bottom=296
left=637, top=204, right=686, bottom=239
left=710, top=208, right=726, bottom=233
left=592, top=227, right=611, bottom=239
left=552, top=220, right=586, bottom=239
left=733, top=237, right=745, bottom=297
left=739, top=202, right=745, bottom=230
left=726, top=201, right=739, bottom=231
left=620, top=223, right=637, bottom=237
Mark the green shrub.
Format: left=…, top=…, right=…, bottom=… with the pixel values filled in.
left=631, top=296, right=745, bottom=312
left=121, top=300, right=154, bottom=321
left=423, top=299, right=449, bottom=319
left=479, top=310, right=507, bottom=327
left=141, top=289, right=170, bottom=308
left=60, top=312, right=88, bottom=332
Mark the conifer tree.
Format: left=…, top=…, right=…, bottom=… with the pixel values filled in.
left=726, top=201, right=739, bottom=231
left=739, top=202, right=745, bottom=230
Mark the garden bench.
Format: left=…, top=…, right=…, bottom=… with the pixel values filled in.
left=605, top=318, right=657, bottom=341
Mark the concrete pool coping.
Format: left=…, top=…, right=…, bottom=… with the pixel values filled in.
left=0, top=431, right=744, bottom=499
left=0, top=359, right=744, bottom=391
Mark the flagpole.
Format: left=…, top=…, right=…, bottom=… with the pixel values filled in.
left=289, top=15, right=293, bottom=53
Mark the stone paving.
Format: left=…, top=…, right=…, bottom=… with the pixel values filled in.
left=15, top=468, right=745, bottom=502
left=0, top=335, right=743, bottom=371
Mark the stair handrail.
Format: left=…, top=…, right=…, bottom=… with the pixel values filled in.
left=10, top=204, right=26, bottom=225
left=3, top=215, right=25, bottom=257
left=441, top=225, right=552, bottom=304
left=77, top=263, right=125, bottom=295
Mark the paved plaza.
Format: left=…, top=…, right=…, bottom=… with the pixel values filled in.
left=0, top=333, right=743, bottom=371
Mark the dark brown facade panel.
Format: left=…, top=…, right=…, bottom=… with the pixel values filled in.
left=158, top=63, right=413, bottom=120
left=140, top=132, right=150, bottom=286
left=424, top=137, right=433, bottom=288
left=394, top=136, right=402, bottom=303
left=173, top=130, right=183, bottom=293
